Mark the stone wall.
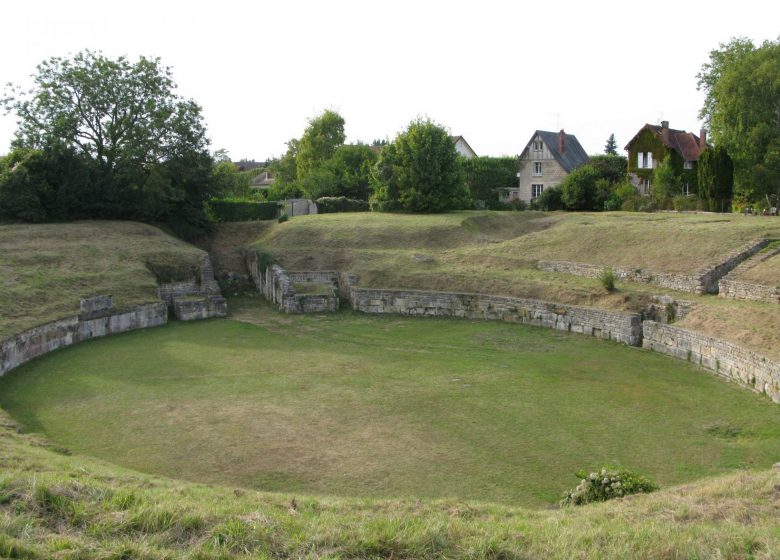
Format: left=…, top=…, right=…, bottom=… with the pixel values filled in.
left=538, top=238, right=770, bottom=294
left=349, top=287, right=643, bottom=346
left=246, top=253, right=338, bottom=313
left=718, top=279, right=779, bottom=303
left=643, top=321, right=780, bottom=403
left=0, top=301, right=167, bottom=377
left=718, top=243, right=780, bottom=303
left=173, top=296, right=228, bottom=321
left=157, top=255, right=221, bottom=306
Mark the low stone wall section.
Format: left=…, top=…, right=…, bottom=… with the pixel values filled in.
left=718, top=243, right=780, bottom=303
left=0, top=302, right=167, bottom=377
left=173, top=296, right=228, bottom=321
left=538, top=238, right=770, bottom=294
left=246, top=254, right=338, bottom=313
left=643, top=321, right=780, bottom=403
left=158, top=255, right=222, bottom=306
left=349, top=288, right=643, bottom=346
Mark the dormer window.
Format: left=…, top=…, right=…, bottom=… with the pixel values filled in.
left=533, top=140, right=543, bottom=151
left=683, top=161, right=693, bottom=170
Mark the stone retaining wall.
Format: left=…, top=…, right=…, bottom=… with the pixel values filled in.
left=0, top=302, right=167, bottom=377
left=173, top=296, right=228, bottom=321
left=158, top=255, right=221, bottom=306
left=349, top=288, right=643, bottom=346
left=643, top=321, right=780, bottom=403
left=538, top=238, right=770, bottom=294
left=718, top=279, right=779, bottom=303
left=246, top=254, right=338, bottom=313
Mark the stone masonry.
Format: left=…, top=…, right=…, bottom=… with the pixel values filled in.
left=643, top=321, right=780, bottom=403
left=538, top=238, right=771, bottom=294
left=718, top=243, right=780, bottom=303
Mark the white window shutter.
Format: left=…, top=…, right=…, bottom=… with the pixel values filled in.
left=648, top=152, right=654, bottom=168
left=638, top=152, right=643, bottom=169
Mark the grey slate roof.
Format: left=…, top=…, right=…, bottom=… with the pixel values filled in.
left=521, top=130, right=589, bottom=173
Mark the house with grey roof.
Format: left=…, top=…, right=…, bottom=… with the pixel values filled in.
left=502, top=130, right=589, bottom=203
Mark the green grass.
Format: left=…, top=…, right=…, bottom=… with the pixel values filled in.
left=0, top=221, right=204, bottom=339
left=2, top=301, right=779, bottom=509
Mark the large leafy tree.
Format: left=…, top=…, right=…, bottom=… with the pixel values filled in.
left=1, top=51, right=215, bottom=234
left=697, top=38, right=780, bottom=202
left=295, top=109, right=345, bottom=180
left=371, top=119, right=468, bottom=213
left=460, top=156, right=517, bottom=207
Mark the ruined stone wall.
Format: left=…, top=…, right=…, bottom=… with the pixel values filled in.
left=538, top=238, right=770, bottom=294
left=0, top=302, right=167, bottom=377
left=718, top=279, right=779, bottom=303
left=245, top=253, right=337, bottom=313
left=349, top=287, right=642, bottom=346
left=157, top=255, right=221, bottom=305
left=172, top=296, right=228, bottom=321
left=643, top=321, right=780, bottom=403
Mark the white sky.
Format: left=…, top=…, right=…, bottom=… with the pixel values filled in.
left=1, top=0, right=778, bottom=160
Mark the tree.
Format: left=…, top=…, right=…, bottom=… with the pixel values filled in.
left=560, top=165, right=601, bottom=210
left=325, top=144, right=378, bottom=200
left=1, top=51, right=215, bottom=235
left=697, top=38, right=780, bottom=201
left=651, top=153, right=681, bottom=206
left=697, top=146, right=734, bottom=212
left=460, top=156, right=517, bottom=207
left=371, top=118, right=468, bottom=212
left=296, top=110, right=345, bottom=180
left=604, top=134, right=618, bottom=155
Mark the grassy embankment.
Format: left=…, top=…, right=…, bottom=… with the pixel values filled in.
left=243, top=211, right=780, bottom=359
left=0, top=221, right=204, bottom=339
left=1, top=217, right=780, bottom=558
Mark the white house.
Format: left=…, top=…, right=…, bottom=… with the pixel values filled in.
left=450, top=135, right=477, bottom=159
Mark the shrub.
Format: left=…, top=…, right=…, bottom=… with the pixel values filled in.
left=561, top=467, right=658, bottom=506
left=315, top=196, right=370, bottom=213
left=598, top=267, right=616, bottom=292
left=672, top=195, right=702, bottom=211
left=207, top=198, right=279, bottom=222
left=530, top=186, right=565, bottom=210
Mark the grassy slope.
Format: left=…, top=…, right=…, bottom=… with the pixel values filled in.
left=2, top=300, right=779, bottom=508
left=2, top=409, right=779, bottom=559
left=0, top=221, right=204, bottom=339
left=737, top=245, right=780, bottom=285
left=246, top=211, right=780, bottom=360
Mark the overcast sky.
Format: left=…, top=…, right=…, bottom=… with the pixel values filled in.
left=1, top=1, right=778, bottom=161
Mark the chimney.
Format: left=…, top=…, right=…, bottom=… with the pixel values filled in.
left=661, top=120, right=669, bottom=129
left=557, top=129, right=566, bottom=155
left=699, top=128, right=707, bottom=148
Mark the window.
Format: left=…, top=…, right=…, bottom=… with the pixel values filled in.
left=682, top=183, right=690, bottom=196
left=637, top=152, right=654, bottom=169
left=642, top=179, right=651, bottom=195
left=533, top=140, right=543, bottom=151
left=532, top=184, right=544, bottom=198
left=683, top=161, right=693, bottom=170
left=532, top=162, right=542, bottom=176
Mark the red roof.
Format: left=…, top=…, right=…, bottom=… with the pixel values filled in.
left=625, top=124, right=708, bottom=162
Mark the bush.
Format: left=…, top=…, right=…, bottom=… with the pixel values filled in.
left=599, top=267, right=616, bottom=292
left=207, top=198, right=279, bottom=222
left=530, top=187, right=565, bottom=211
left=561, top=467, right=658, bottom=506
left=315, top=196, right=370, bottom=213
left=672, top=195, right=702, bottom=211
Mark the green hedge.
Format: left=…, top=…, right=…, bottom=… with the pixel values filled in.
left=208, top=199, right=279, bottom=222
left=315, top=196, right=370, bottom=213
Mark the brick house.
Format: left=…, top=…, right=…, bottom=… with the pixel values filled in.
left=624, top=121, right=708, bottom=196
left=503, top=130, right=588, bottom=203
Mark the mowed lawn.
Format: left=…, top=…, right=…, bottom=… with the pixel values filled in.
left=2, top=306, right=780, bottom=506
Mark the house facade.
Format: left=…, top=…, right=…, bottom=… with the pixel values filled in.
left=503, top=130, right=588, bottom=203
left=450, top=135, right=477, bottom=159
left=624, top=121, right=708, bottom=196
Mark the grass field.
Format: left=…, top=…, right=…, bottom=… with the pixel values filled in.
left=0, top=221, right=204, bottom=339
left=2, top=300, right=779, bottom=509
left=735, top=242, right=780, bottom=285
